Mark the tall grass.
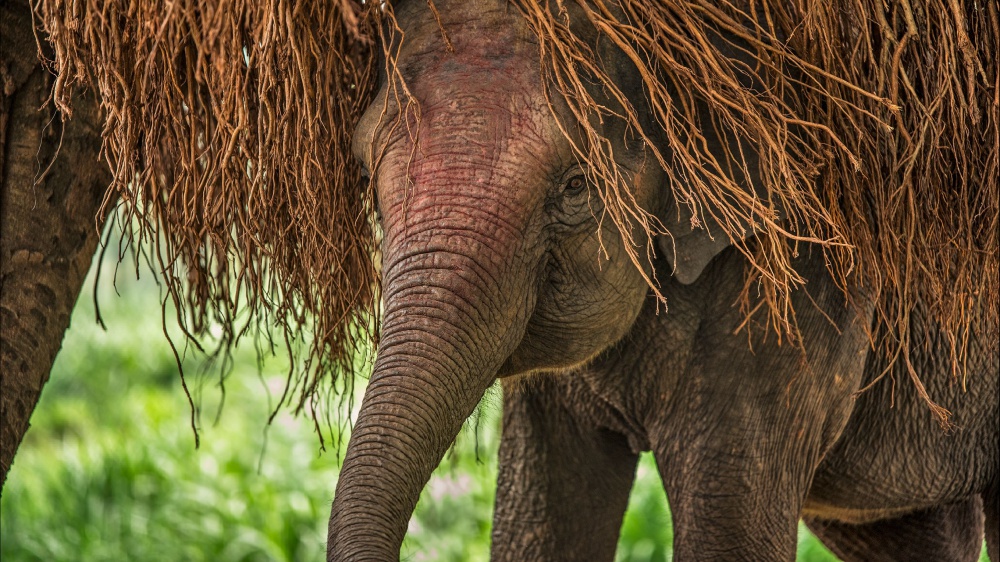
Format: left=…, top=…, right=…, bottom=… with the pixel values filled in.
left=1, top=251, right=982, bottom=561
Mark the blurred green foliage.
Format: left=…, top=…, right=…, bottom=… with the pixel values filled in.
left=0, top=252, right=987, bottom=561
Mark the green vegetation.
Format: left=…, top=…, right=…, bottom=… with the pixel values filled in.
left=0, top=254, right=986, bottom=561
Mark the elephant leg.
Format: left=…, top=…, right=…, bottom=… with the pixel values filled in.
left=1, top=0, right=113, bottom=490
left=491, top=374, right=640, bottom=562
left=652, top=443, right=806, bottom=561
left=804, top=497, right=985, bottom=562
left=645, top=251, right=874, bottom=561
left=648, top=329, right=866, bottom=560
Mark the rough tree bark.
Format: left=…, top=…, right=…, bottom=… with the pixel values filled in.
left=1, top=0, right=111, bottom=490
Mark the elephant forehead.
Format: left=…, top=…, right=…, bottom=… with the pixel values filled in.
left=398, top=29, right=536, bottom=86
left=394, top=0, right=538, bottom=72
left=389, top=0, right=550, bottom=119
left=417, top=90, right=558, bottom=155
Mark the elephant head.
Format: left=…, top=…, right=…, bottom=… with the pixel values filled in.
left=327, top=1, right=754, bottom=558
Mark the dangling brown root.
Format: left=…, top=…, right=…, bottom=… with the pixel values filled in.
left=515, top=0, right=998, bottom=425
left=33, top=0, right=385, bottom=445
left=32, top=0, right=998, bottom=430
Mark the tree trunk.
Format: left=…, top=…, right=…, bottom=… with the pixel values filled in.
left=1, top=0, right=111, bottom=491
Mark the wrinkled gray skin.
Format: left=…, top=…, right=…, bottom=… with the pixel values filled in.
left=327, top=1, right=1000, bottom=560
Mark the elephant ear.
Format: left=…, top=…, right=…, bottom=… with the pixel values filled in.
left=653, top=69, right=766, bottom=284
left=657, top=205, right=741, bottom=285
left=655, top=131, right=763, bottom=285
left=657, top=124, right=769, bottom=285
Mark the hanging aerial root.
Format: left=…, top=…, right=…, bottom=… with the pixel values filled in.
left=33, top=0, right=998, bottom=430
left=515, top=0, right=998, bottom=426
left=33, top=0, right=385, bottom=445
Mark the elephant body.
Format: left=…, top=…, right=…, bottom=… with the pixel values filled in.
left=494, top=246, right=998, bottom=561
left=328, top=1, right=999, bottom=560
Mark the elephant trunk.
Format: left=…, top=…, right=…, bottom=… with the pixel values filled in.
left=327, top=203, right=534, bottom=560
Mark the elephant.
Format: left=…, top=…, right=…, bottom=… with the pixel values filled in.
left=327, top=0, right=999, bottom=560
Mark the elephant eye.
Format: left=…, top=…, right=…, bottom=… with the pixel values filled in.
left=563, top=174, right=587, bottom=196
